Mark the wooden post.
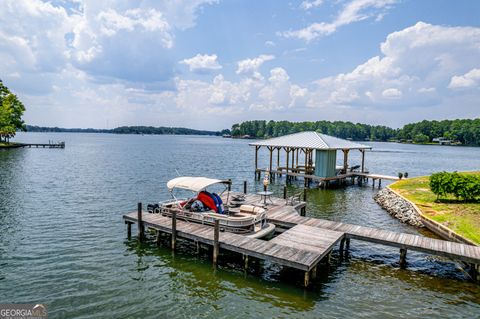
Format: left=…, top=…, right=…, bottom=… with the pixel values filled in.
left=303, top=148, right=308, bottom=187
left=311, top=266, right=317, bottom=279
left=378, top=179, right=382, bottom=189
left=360, top=149, right=365, bottom=173
left=339, top=238, right=345, bottom=255
left=243, top=254, right=249, bottom=270
left=283, top=185, right=287, bottom=199
left=469, top=264, right=478, bottom=281
left=255, top=146, right=259, bottom=173
left=285, top=148, right=290, bottom=183
left=156, top=230, right=161, bottom=246
left=296, top=148, right=299, bottom=167
left=399, top=248, right=407, bottom=268
left=268, top=147, right=273, bottom=176
left=342, top=149, right=349, bottom=173
left=137, top=203, right=144, bottom=241
left=213, top=219, right=220, bottom=267
left=243, top=180, right=247, bottom=194
left=304, top=271, right=310, bottom=287
left=300, top=188, right=307, bottom=216
left=126, top=221, right=132, bottom=239
left=291, top=149, right=295, bottom=173
left=171, top=210, right=177, bottom=251
left=277, top=148, right=280, bottom=172
left=372, top=179, right=375, bottom=188
left=196, top=241, right=200, bottom=254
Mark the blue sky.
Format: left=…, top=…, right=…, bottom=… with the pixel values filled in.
left=0, top=0, right=479, bottom=130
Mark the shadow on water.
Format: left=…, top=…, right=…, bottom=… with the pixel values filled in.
left=123, top=233, right=327, bottom=312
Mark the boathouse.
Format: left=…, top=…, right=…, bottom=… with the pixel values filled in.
left=249, top=131, right=372, bottom=185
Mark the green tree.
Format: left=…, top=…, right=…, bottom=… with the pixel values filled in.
left=0, top=80, right=26, bottom=143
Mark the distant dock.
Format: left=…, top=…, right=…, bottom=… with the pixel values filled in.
left=123, top=191, right=479, bottom=287
left=1, top=142, right=65, bottom=149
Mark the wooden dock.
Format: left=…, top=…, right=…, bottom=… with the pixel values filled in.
left=124, top=208, right=343, bottom=286
left=123, top=192, right=480, bottom=286
left=255, top=168, right=398, bottom=188
left=2, top=142, right=65, bottom=149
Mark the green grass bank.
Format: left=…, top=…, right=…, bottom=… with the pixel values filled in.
left=390, top=172, right=480, bottom=245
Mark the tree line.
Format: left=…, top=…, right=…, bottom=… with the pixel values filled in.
left=26, top=125, right=221, bottom=136
left=0, top=80, right=26, bottom=143
left=230, top=119, right=480, bottom=145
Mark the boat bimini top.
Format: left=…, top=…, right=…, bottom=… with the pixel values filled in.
left=167, top=176, right=231, bottom=192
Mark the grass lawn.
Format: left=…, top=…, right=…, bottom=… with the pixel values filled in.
left=390, top=172, right=480, bottom=245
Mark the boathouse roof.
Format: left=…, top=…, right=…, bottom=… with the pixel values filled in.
left=249, top=131, right=372, bottom=150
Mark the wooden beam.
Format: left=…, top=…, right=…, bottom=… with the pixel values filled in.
left=360, top=149, right=365, bottom=173
left=137, top=202, right=144, bottom=241
left=296, top=148, right=299, bottom=167
left=399, top=248, right=407, bottom=268
left=268, top=146, right=273, bottom=173
left=277, top=147, right=280, bottom=170
left=291, top=148, right=295, bottom=170
left=304, top=148, right=308, bottom=187
left=171, top=210, right=177, bottom=250
left=285, top=148, right=290, bottom=177
left=304, top=271, right=310, bottom=287
left=343, top=149, right=349, bottom=173
left=255, top=146, right=259, bottom=171
left=213, top=219, right=220, bottom=267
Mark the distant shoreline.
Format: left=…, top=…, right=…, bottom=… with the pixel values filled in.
left=23, top=125, right=223, bottom=136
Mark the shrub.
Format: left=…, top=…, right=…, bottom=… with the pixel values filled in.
left=429, top=172, right=480, bottom=202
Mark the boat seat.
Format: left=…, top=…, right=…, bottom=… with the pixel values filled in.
left=239, top=204, right=265, bottom=214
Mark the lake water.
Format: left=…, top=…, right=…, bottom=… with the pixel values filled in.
left=1, top=133, right=479, bottom=318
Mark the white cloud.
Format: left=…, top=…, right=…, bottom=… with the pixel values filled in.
left=0, top=0, right=219, bottom=90
left=382, top=88, right=402, bottom=98
left=264, top=40, right=276, bottom=47
left=180, top=54, right=222, bottom=72
left=307, top=22, right=480, bottom=109
left=300, top=0, right=324, bottom=10
left=283, top=0, right=397, bottom=41
left=448, top=68, right=480, bottom=89
left=236, top=54, right=275, bottom=75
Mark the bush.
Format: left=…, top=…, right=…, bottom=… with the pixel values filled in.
left=429, top=172, right=480, bottom=202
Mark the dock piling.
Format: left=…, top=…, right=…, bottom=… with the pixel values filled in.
left=399, top=248, right=407, bottom=268
left=243, top=180, right=247, bottom=194
left=304, top=271, right=310, bottom=287
left=171, top=210, right=177, bottom=250
left=213, top=219, right=220, bottom=267
left=126, top=221, right=132, bottom=239
left=137, top=203, right=144, bottom=241
left=283, top=185, right=287, bottom=200
left=339, top=238, right=345, bottom=256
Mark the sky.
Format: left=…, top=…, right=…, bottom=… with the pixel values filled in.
left=0, top=0, right=479, bottom=130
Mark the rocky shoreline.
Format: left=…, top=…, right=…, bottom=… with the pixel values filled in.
left=374, top=188, right=424, bottom=227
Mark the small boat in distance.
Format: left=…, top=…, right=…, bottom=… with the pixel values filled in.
left=148, top=176, right=275, bottom=239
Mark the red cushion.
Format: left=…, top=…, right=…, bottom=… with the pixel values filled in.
left=198, top=192, right=217, bottom=212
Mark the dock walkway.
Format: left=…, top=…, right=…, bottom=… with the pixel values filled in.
left=123, top=211, right=343, bottom=274
left=235, top=192, right=480, bottom=265
left=123, top=192, right=480, bottom=286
